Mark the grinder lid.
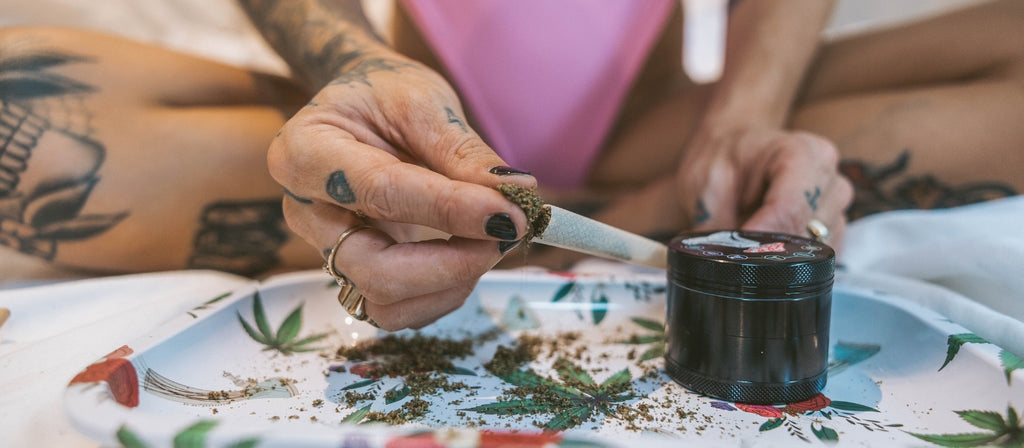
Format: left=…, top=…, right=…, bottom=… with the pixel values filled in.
left=668, top=230, right=834, bottom=291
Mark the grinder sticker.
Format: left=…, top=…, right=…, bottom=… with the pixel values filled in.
left=677, top=230, right=827, bottom=262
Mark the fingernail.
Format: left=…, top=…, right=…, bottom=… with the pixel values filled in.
left=498, top=240, right=522, bottom=255
left=489, top=166, right=532, bottom=176
left=485, top=213, right=518, bottom=240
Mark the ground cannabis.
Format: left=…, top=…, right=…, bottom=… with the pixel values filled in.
left=496, top=183, right=550, bottom=238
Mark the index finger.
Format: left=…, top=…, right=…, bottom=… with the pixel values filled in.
left=269, top=122, right=530, bottom=242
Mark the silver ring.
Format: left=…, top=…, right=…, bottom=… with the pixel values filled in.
left=806, top=219, right=830, bottom=244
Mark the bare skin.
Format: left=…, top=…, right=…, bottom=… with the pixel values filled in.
left=0, top=27, right=317, bottom=276
left=2, top=1, right=1021, bottom=327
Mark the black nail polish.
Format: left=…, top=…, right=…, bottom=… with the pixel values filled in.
left=489, top=166, right=532, bottom=176
left=499, top=240, right=522, bottom=255
left=485, top=213, right=518, bottom=240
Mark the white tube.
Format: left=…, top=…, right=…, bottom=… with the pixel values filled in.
left=682, top=0, right=729, bottom=84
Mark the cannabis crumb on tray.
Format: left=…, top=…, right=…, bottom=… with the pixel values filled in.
left=336, top=333, right=474, bottom=377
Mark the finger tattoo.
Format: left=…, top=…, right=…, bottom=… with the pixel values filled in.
left=445, top=107, right=468, bottom=133
left=693, top=199, right=710, bottom=226
left=326, top=170, right=356, bottom=204
left=283, top=188, right=313, bottom=204
left=805, top=187, right=821, bottom=212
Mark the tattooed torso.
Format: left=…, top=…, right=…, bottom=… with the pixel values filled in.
left=0, top=49, right=127, bottom=261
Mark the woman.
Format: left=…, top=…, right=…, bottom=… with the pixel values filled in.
left=1, top=0, right=1021, bottom=330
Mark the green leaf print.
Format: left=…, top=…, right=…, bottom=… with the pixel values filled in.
left=907, top=406, right=1023, bottom=448
left=760, top=418, right=785, bottom=432
left=442, top=366, right=478, bottom=376
left=811, top=422, right=839, bottom=442
left=237, top=291, right=328, bottom=355
left=599, top=368, right=631, bottom=392
left=173, top=420, right=218, bottom=448
left=276, top=306, right=304, bottom=344
left=188, top=292, right=232, bottom=318
left=620, top=335, right=662, bottom=345
left=639, top=345, right=665, bottom=362
left=617, top=317, right=665, bottom=364
left=465, top=399, right=555, bottom=416
left=828, top=401, right=879, bottom=413
left=342, top=378, right=379, bottom=390
left=957, top=410, right=1009, bottom=432
left=552, top=282, right=576, bottom=302
left=940, top=333, right=988, bottom=371
left=471, top=359, right=638, bottom=431
left=907, top=432, right=1002, bottom=447
left=385, top=384, right=411, bottom=404
left=554, top=357, right=596, bottom=389
left=1001, top=350, right=1024, bottom=385
left=341, top=404, right=373, bottom=424
left=253, top=293, right=273, bottom=340
left=547, top=406, right=594, bottom=432
left=940, top=333, right=1022, bottom=385
left=116, top=425, right=149, bottom=448
left=629, top=317, right=664, bottom=332
left=499, top=369, right=585, bottom=399
left=237, top=315, right=270, bottom=345
left=591, top=293, right=608, bottom=325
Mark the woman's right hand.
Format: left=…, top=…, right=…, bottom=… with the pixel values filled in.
left=268, top=50, right=536, bottom=330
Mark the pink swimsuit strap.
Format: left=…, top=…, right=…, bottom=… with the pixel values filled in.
left=401, top=0, right=675, bottom=188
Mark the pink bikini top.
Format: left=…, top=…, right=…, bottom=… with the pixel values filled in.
left=401, top=0, right=675, bottom=188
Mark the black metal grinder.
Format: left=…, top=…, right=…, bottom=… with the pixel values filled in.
left=665, top=230, right=835, bottom=404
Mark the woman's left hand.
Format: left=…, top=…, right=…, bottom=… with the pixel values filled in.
left=674, top=126, right=854, bottom=248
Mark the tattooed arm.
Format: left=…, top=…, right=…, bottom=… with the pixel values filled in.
left=237, top=1, right=539, bottom=330
left=237, top=0, right=387, bottom=89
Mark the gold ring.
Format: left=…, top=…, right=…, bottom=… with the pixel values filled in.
left=324, top=224, right=372, bottom=282
left=806, top=218, right=831, bottom=244
left=323, top=225, right=375, bottom=323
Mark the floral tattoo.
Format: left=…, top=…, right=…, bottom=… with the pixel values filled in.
left=0, top=48, right=128, bottom=261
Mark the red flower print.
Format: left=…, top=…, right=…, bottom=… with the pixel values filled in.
left=385, top=430, right=563, bottom=448
left=385, top=433, right=443, bottom=448
left=735, top=403, right=784, bottom=418
left=68, top=345, right=138, bottom=407
left=479, top=430, right=562, bottom=447
left=349, top=363, right=379, bottom=378
left=784, top=393, right=832, bottom=414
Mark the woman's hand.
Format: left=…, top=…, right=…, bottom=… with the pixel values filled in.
left=675, top=126, right=853, bottom=247
left=268, top=51, right=536, bottom=330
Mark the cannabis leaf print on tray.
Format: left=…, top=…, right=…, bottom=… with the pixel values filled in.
left=237, top=291, right=328, bottom=355
left=466, top=358, right=636, bottom=431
